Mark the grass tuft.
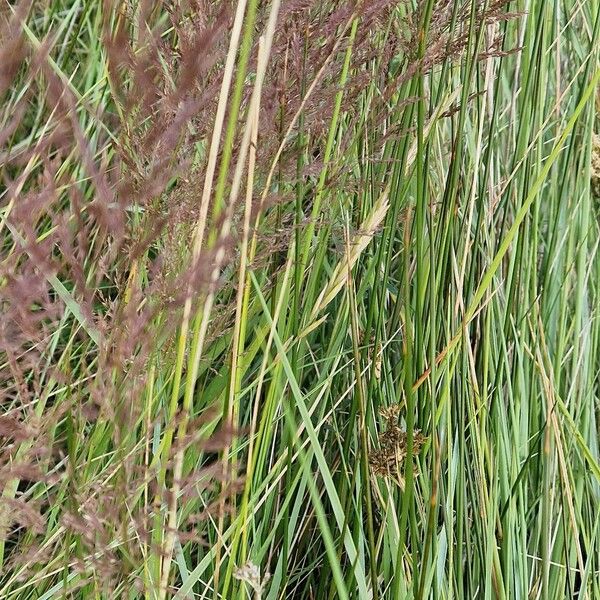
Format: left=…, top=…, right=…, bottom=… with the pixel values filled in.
left=1, top=1, right=599, bottom=598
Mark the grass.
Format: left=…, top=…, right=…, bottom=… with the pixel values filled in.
left=1, top=0, right=599, bottom=598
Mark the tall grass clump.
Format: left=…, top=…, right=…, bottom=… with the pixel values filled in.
left=0, top=0, right=599, bottom=598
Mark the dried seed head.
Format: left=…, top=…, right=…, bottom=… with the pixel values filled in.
left=379, top=403, right=402, bottom=425
left=369, top=413, right=427, bottom=486
left=234, top=561, right=271, bottom=597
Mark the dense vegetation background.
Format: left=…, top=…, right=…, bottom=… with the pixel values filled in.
left=1, top=0, right=599, bottom=598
